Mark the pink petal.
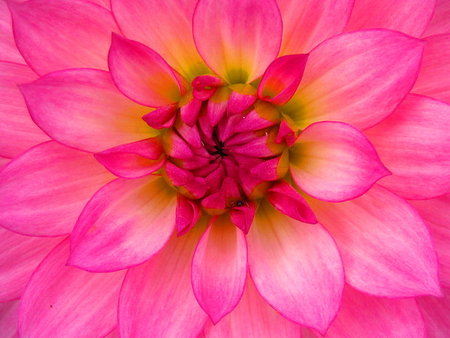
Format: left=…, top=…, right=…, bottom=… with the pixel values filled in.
left=285, top=30, right=425, bottom=130
left=110, top=0, right=208, bottom=80
left=94, top=138, right=164, bottom=179
left=142, top=104, right=177, bottom=129
left=69, top=176, right=176, bottom=272
left=290, top=121, right=390, bottom=202
left=176, top=194, right=202, bottom=236
left=250, top=150, right=289, bottom=181
left=192, top=75, right=224, bottom=101
left=0, top=61, right=49, bottom=159
left=108, top=34, right=183, bottom=107
left=20, top=68, right=155, bottom=153
left=247, top=200, right=344, bottom=334
left=119, top=229, right=209, bottom=338
left=193, top=0, right=282, bottom=83
left=0, top=227, right=62, bottom=302
left=0, top=300, right=19, bottom=338
left=192, top=215, right=247, bottom=323
left=7, top=0, right=120, bottom=75
left=365, top=94, right=450, bottom=199
left=0, top=157, right=10, bottom=169
left=412, top=34, right=450, bottom=104
left=305, top=185, right=441, bottom=298
left=410, top=193, right=450, bottom=288
left=203, top=278, right=302, bottom=338
left=278, top=0, right=353, bottom=54
left=229, top=201, right=257, bottom=234
left=234, top=101, right=280, bottom=133
left=324, top=286, right=426, bottom=338
left=258, top=54, right=308, bottom=105
left=0, top=1, right=25, bottom=64
left=345, top=0, right=435, bottom=37
left=0, top=141, right=115, bottom=236
left=424, top=0, right=450, bottom=36
left=266, top=181, right=317, bottom=224
left=18, top=238, right=126, bottom=338
left=417, top=288, right=450, bottom=338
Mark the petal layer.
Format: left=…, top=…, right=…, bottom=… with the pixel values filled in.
left=119, top=228, right=209, bottom=338
left=306, top=185, right=441, bottom=298
left=69, top=176, right=176, bottom=272
left=7, top=0, right=120, bottom=75
left=193, top=0, right=282, bottom=83
left=285, top=30, right=425, bottom=130
left=0, top=1, right=25, bottom=63
left=290, top=121, right=390, bottom=202
left=20, top=69, right=155, bottom=153
left=18, top=238, right=126, bottom=338
left=0, top=141, right=115, bottom=236
left=192, top=215, right=247, bottom=323
left=365, top=94, right=450, bottom=199
left=0, top=227, right=62, bottom=302
left=203, top=278, right=302, bottom=338
left=0, top=300, right=19, bottom=338
left=417, top=288, right=450, bottom=338
left=0, top=61, right=48, bottom=159
left=247, top=200, right=344, bottom=333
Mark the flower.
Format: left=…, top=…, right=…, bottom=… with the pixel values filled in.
left=1, top=0, right=450, bottom=337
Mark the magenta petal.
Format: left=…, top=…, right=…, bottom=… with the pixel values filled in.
left=267, top=181, right=317, bottom=224
left=18, top=238, right=125, bottom=338
left=424, top=0, right=450, bottom=36
left=247, top=200, right=344, bottom=333
left=325, top=286, right=426, bottom=338
left=203, top=278, right=302, bottom=337
left=290, top=121, right=390, bottom=202
left=20, top=69, right=155, bottom=153
left=108, top=34, right=183, bottom=107
left=410, top=193, right=450, bottom=288
left=345, top=0, right=435, bottom=37
left=193, top=0, right=282, bottom=83
left=286, top=29, right=425, bottom=130
left=0, top=227, right=62, bottom=302
left=258, top=54, right=308, bottom=105
left=278, top=0, right=353, bottom=54
left=229, top=201, right=257, bottom=234
left=417, top=288, right=450, bottom=338
left=0, top=300, right=19, bottom=338
left=176, top=194, right=202, bottom=236
left=7, top=0, right=120, bottom=75
left=0, top=141, right=115, bottom=236
left=119, top=230, right=209, bottom=338
left=365, top=94, right=450, bottom=199
left=306, top=185, right=441, bottom=298
left=0, top=1, right=25, bottom=64
left=413, top=34, right=450, bottom=104
left=0, top=61, right=49, bottom=159
left=142, top=104, right=178, bottom=129
left=192, top=215, right=247, bottom=323
left=69, top=176, right=176, bottom=272
left=95, top=138, right=164, bottom=179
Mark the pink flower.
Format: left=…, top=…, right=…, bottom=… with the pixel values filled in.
left=1, top=0, right=450, bottom=337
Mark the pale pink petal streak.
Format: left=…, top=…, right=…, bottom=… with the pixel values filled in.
left=285, top=30, right=425, bottom=130
left=192, top=215, right=248, bottom=323
left=0, top=1, right=25, bottom=64
left=306, top=185, right=441, bottom=298
left=290, top=121, right=390, bottom=202
left=119, top=230, right=209, bottom=338
left=278, top=0, right=354, bottom=54
left=365, top=94, right=450, bottom=199
left=7, top=0, right=120, bottom=75
left=0, top=141, right=115, bottom=237
left=203, top=278, right=302, bottom=338
left=20, top=69, right=155, bottom=153
left=110, top=0, right=208, bottom=80
left=69, top=176, right=177, bottom=272
left=247, top=200, right=344, bottom=334
left=345, top=0, right=436, bottom=37
left=193, top=0, right=282, bottom=84
left=18, top=238, right=126, bottom=338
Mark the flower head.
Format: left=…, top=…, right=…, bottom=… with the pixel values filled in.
left=1, top=0, right=450, bottom=337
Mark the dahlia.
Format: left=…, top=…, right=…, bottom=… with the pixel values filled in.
left=1, top=0, right=450, bottom=337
